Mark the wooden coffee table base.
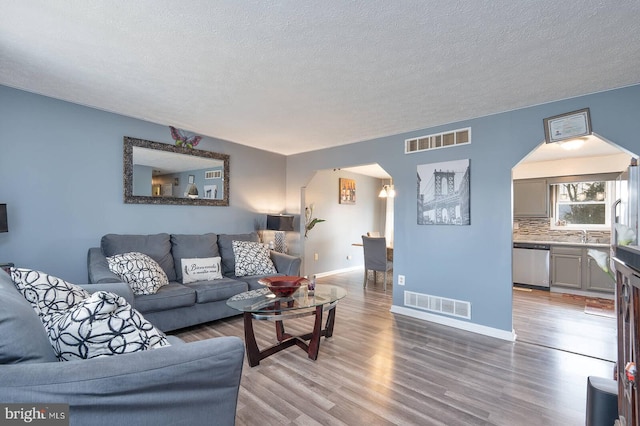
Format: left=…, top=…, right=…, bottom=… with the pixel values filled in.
left=243, top=302, right=337, bottom=367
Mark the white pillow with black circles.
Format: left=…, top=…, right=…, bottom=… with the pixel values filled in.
left=10, top=267, right=90, bottom=325
left=232, top=240, right=277, bottom=277
left=46, top=290, right=171, bottom=361
left=106, top=252, right=169, bottom=295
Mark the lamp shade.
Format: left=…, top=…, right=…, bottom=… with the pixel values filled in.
left=378, top=185, right=396, bottom=198
left=0, top=204, right=7, bottom=233
left=266, top=214, right=294, bottom=231
left=187, top=183, right=199, bottom=196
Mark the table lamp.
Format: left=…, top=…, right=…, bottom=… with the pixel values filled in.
left=185, top=183, right=199, bottom=199
left=0, top=204, right=7, bottom=233
left=266, top=214, right=294, bottom=253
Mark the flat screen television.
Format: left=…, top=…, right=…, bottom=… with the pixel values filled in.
left=0, top=204, right=7, bottom=233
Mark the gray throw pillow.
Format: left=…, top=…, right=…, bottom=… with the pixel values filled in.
left=170, top=233, right=219, bottom=282
left=0, top=270, right=57, bottom=363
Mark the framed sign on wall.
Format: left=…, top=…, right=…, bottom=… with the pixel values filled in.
left=544, top=108, right=591, bottom=143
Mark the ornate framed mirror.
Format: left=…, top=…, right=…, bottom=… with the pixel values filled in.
left=124, top=136, right=230, bottom=206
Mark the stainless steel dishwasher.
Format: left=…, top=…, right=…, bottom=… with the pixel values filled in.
left=513, top=242, right=550, bottom=288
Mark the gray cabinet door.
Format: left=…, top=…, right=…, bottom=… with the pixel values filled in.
left=585, top=249, right=615, bottom=292
left=514, top=179, right=549, bottom=217
left=551, top=252, right=582, bottom=289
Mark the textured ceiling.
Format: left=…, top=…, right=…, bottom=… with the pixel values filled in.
left=1, top=1, right=639, bottom=155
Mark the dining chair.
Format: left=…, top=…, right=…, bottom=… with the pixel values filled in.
left=362, top=235, right=393, bottom=291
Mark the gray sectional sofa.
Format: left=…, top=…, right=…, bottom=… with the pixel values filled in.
left=0, top=269, right=245, bottom=426
left=87, top=232, right=301, bottom=331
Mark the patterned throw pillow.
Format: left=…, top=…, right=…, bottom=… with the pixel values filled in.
left=106, top=252, right=169, bottom=295
left=181, top=257, right=223, bottom=284
left=10, top=267, right=90, bottom=324
left=46, top=291, right=171, bottom=361
left=232, top=240, right=277, bottom=277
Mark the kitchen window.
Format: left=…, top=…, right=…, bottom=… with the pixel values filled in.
left=551, top=180, right=612, bottom=229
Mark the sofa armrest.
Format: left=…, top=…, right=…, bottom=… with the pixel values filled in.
left=87, top=247, right=121, bottom=283
left=270, top=251, right=302, bottom=276
left=77, top=282, right=135, bottom=306
left=0, top=336, right=245, bottom=426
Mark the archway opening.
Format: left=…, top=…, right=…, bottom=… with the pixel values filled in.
left=511, top=133, right=636, bottom=361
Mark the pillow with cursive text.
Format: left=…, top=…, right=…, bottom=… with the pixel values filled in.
left=181, top=257, right=223, bottom=284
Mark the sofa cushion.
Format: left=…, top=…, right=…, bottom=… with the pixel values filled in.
left=47, top=291, right=171, bottom=361
left=101, top=233, right=176, bottom=281
left=106, top=252, right=169, bottom=295
left=217, top=232, right=259, bottom=275
left=10, top=267, right=90, bottom=325
left=181, top=257, right=223, bottom=284
left=0, top=270, right=57, bottom=364
left=232, top=240, right=277, bottom=277
left=187, top=277, right=248, bottom=304
left=170, top=233, right=219, bottom=282
left=133, top=283, right=197, bottom=314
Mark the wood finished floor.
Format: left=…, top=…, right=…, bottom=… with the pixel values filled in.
left=174, top=271, right=616, bottom=426
left=512, top=288, right=616, bottom=362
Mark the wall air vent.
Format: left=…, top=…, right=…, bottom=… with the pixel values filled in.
left=404, top=291, right=471, bottom=320
left=205, top=170, right=222, bottom=179
left=405, top=127, right=471, bottom=154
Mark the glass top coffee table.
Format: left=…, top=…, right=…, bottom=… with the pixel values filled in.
left=227, top=285, right=347, bottom=367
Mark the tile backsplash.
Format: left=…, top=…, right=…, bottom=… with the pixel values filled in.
left=514, top=218, right=610, bottom=243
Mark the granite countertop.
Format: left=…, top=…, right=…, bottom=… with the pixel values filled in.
left=513, top=238, right=610, bottom=248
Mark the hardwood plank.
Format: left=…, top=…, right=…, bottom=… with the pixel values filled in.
left=175, top=271, right=615, bottom=425
left=512, top=288, right=616, bottom=361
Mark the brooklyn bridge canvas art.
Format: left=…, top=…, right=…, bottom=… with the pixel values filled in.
left=417, top=159, right=470, bottom=225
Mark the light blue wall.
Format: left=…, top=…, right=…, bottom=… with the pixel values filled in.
left=287, top=84, right=640, bottom=333
left=133, top=164, right=153, bottom=196
left=0, top=85, right=287, bottom=283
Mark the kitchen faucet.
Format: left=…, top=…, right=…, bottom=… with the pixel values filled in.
left=581, top=230, right=588, bottom=243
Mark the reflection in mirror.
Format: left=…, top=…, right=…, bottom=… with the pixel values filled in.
left=124, top=137, right=229, bottom=206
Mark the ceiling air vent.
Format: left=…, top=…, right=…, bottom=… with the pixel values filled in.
left=405, top=127, right=471, bottom=154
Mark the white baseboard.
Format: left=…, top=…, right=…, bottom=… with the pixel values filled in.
left=390, top=305, right=516, bottom=342
left=312, top=266, right=362, bottom=278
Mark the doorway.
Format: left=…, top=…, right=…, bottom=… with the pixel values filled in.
left=300, top=164, right=393, bottom=279
left=511, top=133, right=631, bottom=361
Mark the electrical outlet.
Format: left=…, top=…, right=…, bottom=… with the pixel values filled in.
left=398, top=275, right=405, bottom=285
left=346, top=255, right=352, bottom=260
left=314, top=253, right=319, bottom=261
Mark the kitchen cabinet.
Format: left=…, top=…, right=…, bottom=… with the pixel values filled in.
left=585, top=249, right=615, bottom=292
left=551, top=247, right=582, bottom=289
left=514, top=178, right=549, bottom=217
left=550, top=245, right=614, bottom=294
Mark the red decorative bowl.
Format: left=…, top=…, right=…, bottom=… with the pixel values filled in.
left=258, top=276, right=310, bottom=297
